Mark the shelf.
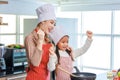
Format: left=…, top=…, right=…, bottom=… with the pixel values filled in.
left=0, top=23, right=8, bottom=26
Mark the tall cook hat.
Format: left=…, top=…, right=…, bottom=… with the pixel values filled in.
left=49, top=26, right=69, bottom=45
left=36, top=4, right=56, bottom=24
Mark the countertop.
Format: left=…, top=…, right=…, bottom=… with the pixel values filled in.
left=0, top=70, right=108, bottom=80
left=0, top=70, right=26, bottom=78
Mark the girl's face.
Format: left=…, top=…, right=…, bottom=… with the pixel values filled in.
left=41, top=20, right=56, bottom=34
left=57, top=36, right=69, bottom=51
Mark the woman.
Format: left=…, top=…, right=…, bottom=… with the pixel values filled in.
left=24, top=4, right=56, bottom=80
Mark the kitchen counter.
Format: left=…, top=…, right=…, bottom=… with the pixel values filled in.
left=0, top=71, right=108, bottom=80
left=0, top=70, right=26, bottom=78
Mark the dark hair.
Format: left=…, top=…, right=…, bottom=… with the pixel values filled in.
left=55, top=45, right=74, bottom=64
left=55, top=46, right=60, bottom=64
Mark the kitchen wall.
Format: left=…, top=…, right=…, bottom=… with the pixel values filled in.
left=0, top=0, right=43, bottom=15
left=1, top=0, right=120, bottom=15
left=60, top=0, right=120, bottom=11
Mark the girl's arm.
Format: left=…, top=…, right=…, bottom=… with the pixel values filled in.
left=47, top=46, right=58, bottom=71
left=73, top=38, right=93, bottom=58
left=47, top=54, right=57, bottom=71
left=73, top=31, right=93, bottom=58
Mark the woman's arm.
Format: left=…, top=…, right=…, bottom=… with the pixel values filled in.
left=24, top=33, right=43, bottom=67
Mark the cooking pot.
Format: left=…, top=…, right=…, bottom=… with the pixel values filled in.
left=71, top=66, right=96, bottom=80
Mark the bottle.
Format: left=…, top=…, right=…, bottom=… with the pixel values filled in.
left=112, top=70, right=117, bottom=80
left=112, top=70, right=117, bottom=77
left=107, top=71, right=113, bottom=80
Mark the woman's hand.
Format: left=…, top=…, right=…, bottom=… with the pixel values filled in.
left=86, top=30, right=93, bottom=39
left=36, top=29, right=45, bottom=51
left=37, top=29, right=45, bottom=43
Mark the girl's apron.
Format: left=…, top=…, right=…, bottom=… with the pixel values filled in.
left=26, top=44, right=51, bottom=80
left=56, top=56, right=73, bottom=80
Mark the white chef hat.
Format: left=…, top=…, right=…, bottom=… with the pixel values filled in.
left=49, top=26, right=69, bottom=45
left=36, top=4, right=56, bottom=24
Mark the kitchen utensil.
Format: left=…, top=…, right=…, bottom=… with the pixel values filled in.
left=58, top=66, right=96, bottom=80
left=70, top=66, right=96, bottom=80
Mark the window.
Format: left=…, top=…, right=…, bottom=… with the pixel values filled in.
left=82, top=11, right=111, bottom=34
left=0, top=14, right=36, bottom=45
left=114, top=11, right=120, bottom=69
left=77, top=11, right=120, bottom=74
left=114, top=11, right=120, bottom=34
left=80, top=11, right=112, bottom=73
left=19, top=15, right=37, bottom=44
left=0, top=14, right=16, bottom=45
left=1, top=10, right=120, bottom=74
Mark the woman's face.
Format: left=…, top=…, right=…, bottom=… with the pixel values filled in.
left=57, top=36, right=69, bottom=51
left=41, top=20, right=56, bottom=34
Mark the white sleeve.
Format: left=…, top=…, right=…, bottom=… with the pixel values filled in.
left=47, top=54, right=58, bottom=71
left=73, top=38, right=93, bottom=58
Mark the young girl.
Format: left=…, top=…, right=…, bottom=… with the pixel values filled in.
left=48, top=27, right=93, bottom=80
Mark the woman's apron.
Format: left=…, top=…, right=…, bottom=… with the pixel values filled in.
left=26, top=44, right=51, bottom=80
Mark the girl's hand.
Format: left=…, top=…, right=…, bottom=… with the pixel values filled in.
left=49, top=45, right=55, bottom=55
left=66, top=46, right=73, bottom=54
left=86, top=30, right=93, bottom=39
